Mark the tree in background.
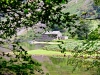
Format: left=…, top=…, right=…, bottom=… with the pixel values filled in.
left=94, top=0, right=100, bottom=6
left=76, top=20, right=90, bottom=39
left=88, top=28, right=100, bottom=40
left=70, top=19, right=100, bottom=75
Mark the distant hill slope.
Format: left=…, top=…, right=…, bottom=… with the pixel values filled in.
left=62, top=0, right=92, bottom=13
left=62, top=0, right=100, bottom=19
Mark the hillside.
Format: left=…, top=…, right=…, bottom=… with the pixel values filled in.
left=62, top=0, right=100, bottom=18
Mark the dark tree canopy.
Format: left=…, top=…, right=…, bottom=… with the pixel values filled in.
left=94, top=0, right=100, bottom=6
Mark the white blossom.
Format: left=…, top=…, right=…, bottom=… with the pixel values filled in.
left=38, top=1, right=44, bottom=7
left=26, top=13, right=31, bottom=17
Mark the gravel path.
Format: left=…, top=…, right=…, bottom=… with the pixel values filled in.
left=32, top=55, right=53, bottom=64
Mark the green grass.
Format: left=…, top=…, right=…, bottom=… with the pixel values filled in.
left=28, top=50, right=71, bottom=56
left=27, top=49, right=100, bottom=61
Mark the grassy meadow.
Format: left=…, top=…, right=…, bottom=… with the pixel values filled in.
left=27, top=49, right=98, bottom=75
left=28, top=50, right=71, bottom=56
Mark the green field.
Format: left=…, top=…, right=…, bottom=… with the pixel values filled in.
left=28, top=49, right=97, bottom=75
left=44, top=56, right=96, bottom=75
left=28, top=49, right=100, bottom=60
left=28, top=50, right=71, bottom=56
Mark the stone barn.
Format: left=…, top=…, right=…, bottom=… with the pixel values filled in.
left=41, top=31, right=62, bottom=41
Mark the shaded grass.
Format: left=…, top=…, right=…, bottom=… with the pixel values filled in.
left=44, top=56, right=97, bottom=75
left=19, top=42, right=35, bottom=50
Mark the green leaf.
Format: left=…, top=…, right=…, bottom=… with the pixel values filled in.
left=24, top=9, right=28, bottom=14
left=46, top=0, right=50, bottom=3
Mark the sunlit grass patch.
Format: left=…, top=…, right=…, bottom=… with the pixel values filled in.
left=28, top=50, right=71, bottom=56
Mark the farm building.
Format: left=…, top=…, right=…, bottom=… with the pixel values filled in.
left=34, top=31, right=68, bottom=41
left=43, top=31, right=62, bottom=40
left=34, top=31, right=62, bottom=41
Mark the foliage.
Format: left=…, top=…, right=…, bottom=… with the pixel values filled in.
left=75, top=20, right=90, bottom=39
left=0, top=0, right=70, bottom=74
left=57, top=27, right=100, bottom=75
left=88, top=28, right=100, bottom=40
left=63, top=19, right=91, bottom=39
left=0, top=0, right=74, bottom=39
left=71, top=39, right=100, bottom=75
left=94, top=0, right=100, bottom=6
left=0, top=44, right=41, bottom=75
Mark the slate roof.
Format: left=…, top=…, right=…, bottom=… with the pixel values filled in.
left=45, top=31, right=61, bottom=34
left=44, top=31, right=62, bottom=37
